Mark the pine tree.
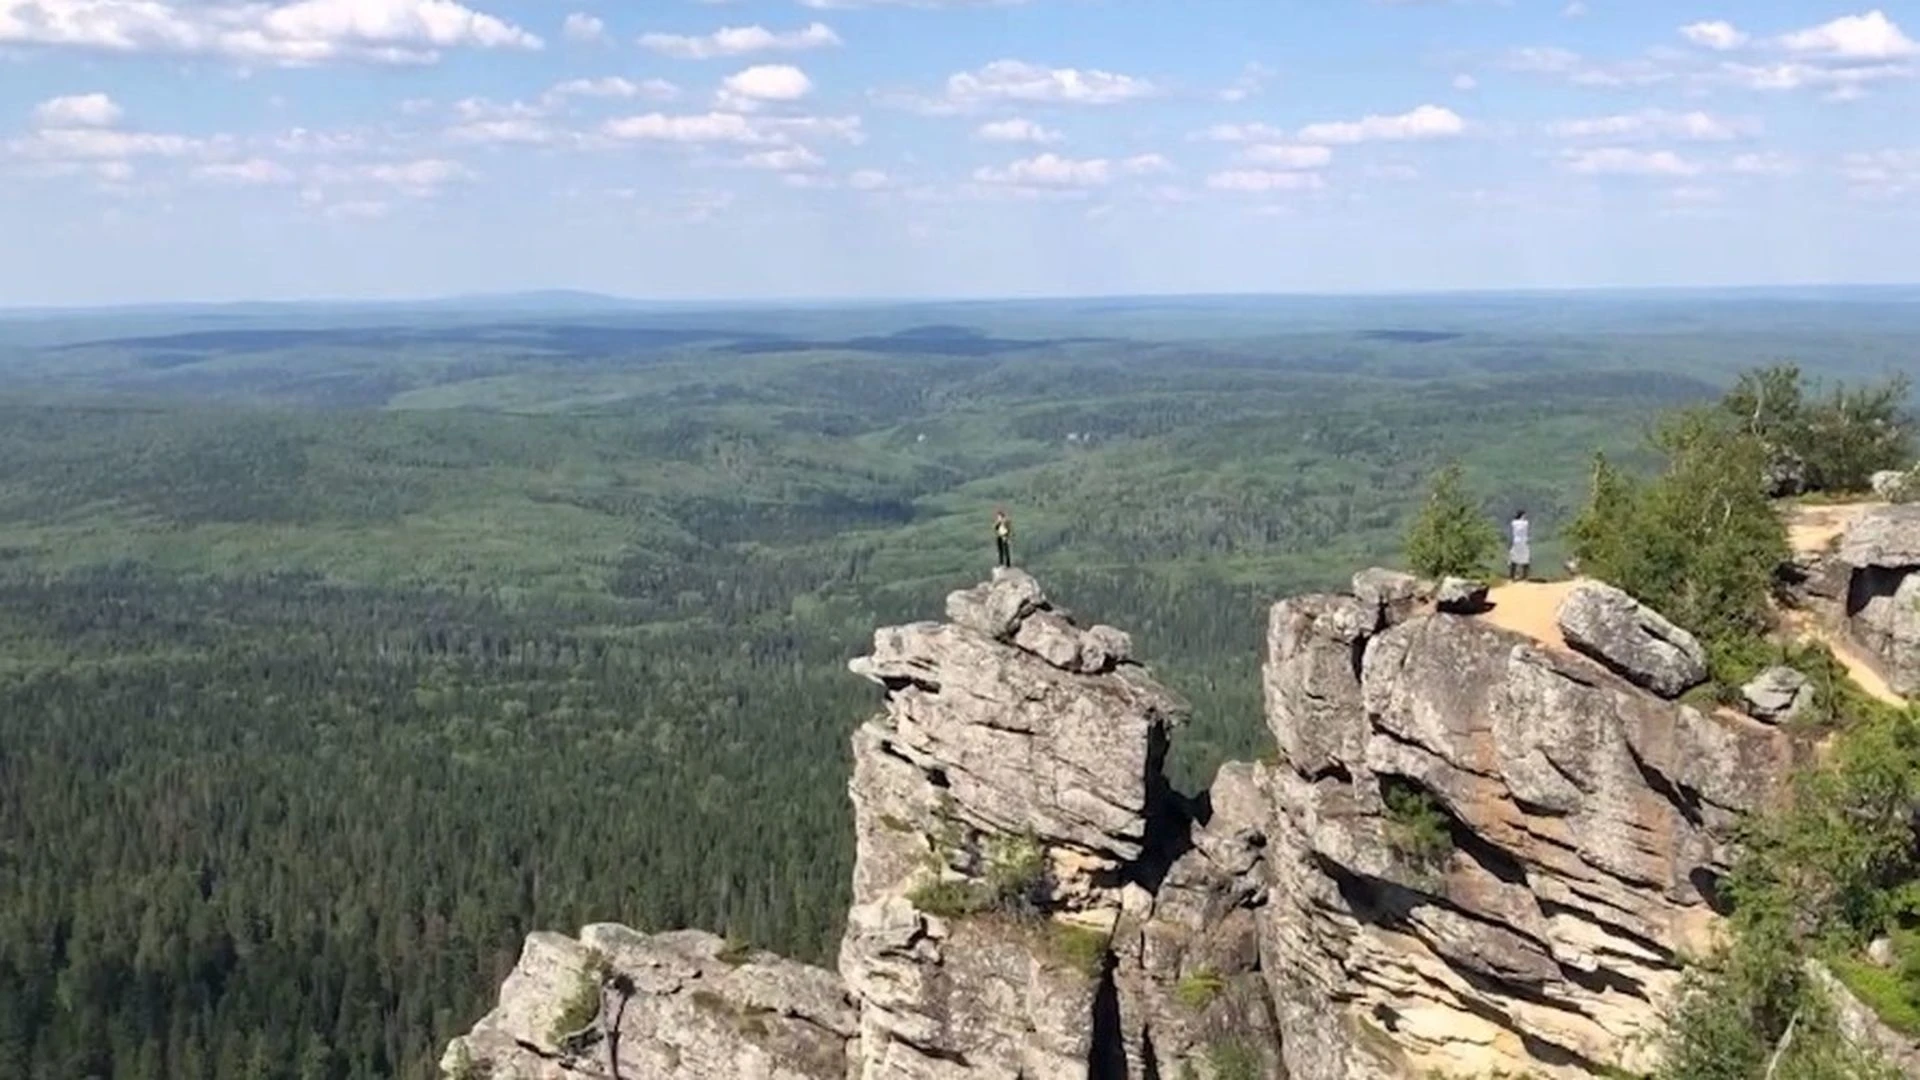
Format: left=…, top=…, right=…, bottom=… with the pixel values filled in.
left=1403, top=463, right=1498, bottom=579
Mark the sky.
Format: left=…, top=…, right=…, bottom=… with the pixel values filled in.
left=1, top=0, right=1917, bottom=305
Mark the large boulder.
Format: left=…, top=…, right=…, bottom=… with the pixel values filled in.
left=1742, top=666, right=1813, bottom=724
left=944, top=567, right=1047, bottom=639
left=1556, top=582, right=1708, bottom=698
left=1838, top=505, right=1920, bottom=570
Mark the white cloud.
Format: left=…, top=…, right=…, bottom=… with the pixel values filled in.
left=1452, top=73, right=1477, bottom=90
left=1721, top=60, right=1910, bottom=92
left=1560, top=147, right=1702, bottom=176
left=847, top=168, right=890, bottom=189
left=718, top=64, right=813, bottom=107
left=1502, top=45, right=1673, bottom=87
left=599, top=110, right=861, bottom=147
left=1194, top=122, right=1287, bottom=143
left=33, top=92, right=122, bottom=128
left=561, top=12, right=604, bottom=43
left=196, top=157, right=295, bottom=183
left=640, top=22, right=838, bottom=59
left=331, top=157, right=471, bottom=195
left=1546, top=109, right=1751, bottom=141
left=1780, top=10, right=1915, bottom=60
left=798, top=0, right=1029, bottom=6
left=447, top=118, right=552, bottom=143
left=1729, top=151, right=1796, bottom=175
left=1120, top=153, right=1172, bottom=175
left=1841, top=150, right=1920, bottom=197
left=1504, top=46, right=1582, bottom=73
left=1562, top=1, right=1587, bottom=17
left=546, top=76, right=680, bottom=103
left=1240, top=143, right=1333, bottom=169
left=975, top=117, right=1061, bottom=143
left=1666, top=184, right=1721, bottom=204
left=1680, top=20, right=1749, bottom=51
left=742, top=146, right=822, bottom=170
left=0, top=0, right=544, bottom=65
left=7, top=127, right=200, bottom=160
left=1298, top=104, right=1464, bottom=144
left=945, top=60, right=1155, bottom=107
left=1218, top=62, right=1272, bottom=102
left=1205, top=169, right=1326, bottom=192
left=974, top=152, right=1111, bottom=187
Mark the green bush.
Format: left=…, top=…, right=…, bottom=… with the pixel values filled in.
left=1720, top=364, right=1913, bottom=494
left=1404, top=463, right=1499, bottom=580
left=1046, top=922, right=1110, bottom=978
left=1174, top=968, right=1226, bottom=1010
left=1382, top=780, right=1452, bottom=868
left=907, top=878, right=991, bottom=918
left=1829, top=952, right=1920, bottom=1038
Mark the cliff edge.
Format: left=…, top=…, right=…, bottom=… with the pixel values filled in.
left=444, top=565, right=1819, bottom=1079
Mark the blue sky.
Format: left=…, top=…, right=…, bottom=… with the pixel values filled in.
left=1, top=0, right=1916, bottom=304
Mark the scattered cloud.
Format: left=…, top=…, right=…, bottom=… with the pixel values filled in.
left=1502, top=45, right=1674, bottom=87
left=975, top=117, right=1061, bottom=143
left=1560, top=147, right=1702, bottom=177
left=1240, top=144, right=1333, bottom=169
left=1120, top=153, right=1173, bottom=175
left=974, top=152, right=1112, bottom=187
left=1562, top=1, right=1587, bottom=17
left=561, top=12, right=604, bottom=43
left=1193, top=122, right=1288, bottom=143
left=848, top=169, right=890, bottom=190
left=1680, top=20, right=1749, bottom=51
left=639, top=22, right=839, bottom=59
left=1842, top=149, right=1920, bottom=197
left=1728, top=151, right=1796, bottom=175
left=0, top=0, right=544, bottom=65
left=717, top=64, right=814, bottom=110
left=1452, top=73, right=1477, bottom=90
left=1780, top=10, right=1915, bottom=61
left=446, top=117, right=553, bottom=144
left=944, top=60, right=1156, bottom=107
left=1546, top=109, right=1753, bottom=142
left=1205, top=169, right=1327, bottom=192
left=600, top=110, right=861, bottom=147
left=742, top=146, right=823, bottom=171
left=33, top=92, right=122, bottom=128
left=1719, top=60, right=1910, bottom=94
left=1298, top=104, right=1464, bottom=144
left=1218, top=62, right=1273, bottom=102
left=196, top=157, right=296, bottom=183
left=546, top=77, right=680, bottom=104
left=324, top=158, right=472, bottom=195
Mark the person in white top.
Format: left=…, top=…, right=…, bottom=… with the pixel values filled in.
left=1508, top=509, right=1531, bottom=582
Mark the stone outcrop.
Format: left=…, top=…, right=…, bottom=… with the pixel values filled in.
left=1557, top=581, right=1709, bottom=698
left=446, top=565, right=1825, bottom=1080
left=1787, top=505, right=1920, bottom=699
left=1259, top=581, right=1794, bottom=1079
left=1742, top=665, right=1813, bottom=724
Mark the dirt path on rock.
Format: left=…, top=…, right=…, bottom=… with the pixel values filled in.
left=1782, top=500, right=1907, bottom=709
left=1475, top=580, right=1581, bottom=651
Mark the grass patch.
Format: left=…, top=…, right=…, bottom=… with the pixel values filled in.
left=1830, top=949, right=1920, bottom=1038
left=1044, top=921, right=1110, bottom=978
left=1173, top=968, right=1226, bottom=1010
left=1207, top=1039, right=1261, bottom=1080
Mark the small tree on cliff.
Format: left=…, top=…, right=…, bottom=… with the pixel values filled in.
left=1404, top=464, right=1498, bottom=580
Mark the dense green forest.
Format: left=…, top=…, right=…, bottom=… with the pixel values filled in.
left=1, top=293, right=1916, bottom=1079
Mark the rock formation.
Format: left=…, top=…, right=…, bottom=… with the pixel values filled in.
left=1788, top=504, right=1920, bottom=699
left=446, top=564, right=1821, bottom=1080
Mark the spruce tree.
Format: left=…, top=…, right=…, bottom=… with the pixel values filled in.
left=1403, top=463, right=1498, bottom=579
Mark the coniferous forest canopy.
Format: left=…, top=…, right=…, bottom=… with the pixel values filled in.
left=1, top=289, right=1917, bottom=1080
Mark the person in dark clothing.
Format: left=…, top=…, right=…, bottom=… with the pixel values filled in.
left=993, top=508, right=1013, bottom=568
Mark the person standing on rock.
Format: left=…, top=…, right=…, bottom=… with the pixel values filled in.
left=993, top=508, right=1013, bottom=569
left=1508, top=509, right=1531, bottom=582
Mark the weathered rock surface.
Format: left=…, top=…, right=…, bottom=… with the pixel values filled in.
left=1557, top=581, right=1709, bottom=698
left=1435, top=576, right=1490, bottom=614
left=444, top=927, right=855, bottom=1080
left=1742, top=665, right=1813, bottom=724
left=1841, top=506, right=1920, bottom=569
left=1260, top=587, right=1794, bottom=1079
left=447, top=567, right=1823, bottom=1080
left=1828, top=505, right=1920, bottom=698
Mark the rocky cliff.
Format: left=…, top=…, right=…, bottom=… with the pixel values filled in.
left=445, top=567, right=1814, bottom=1080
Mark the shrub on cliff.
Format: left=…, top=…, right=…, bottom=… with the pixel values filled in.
left=1720, top=364, right=1913, bottom=495
left=1404, top=463, right=1499, bottom=580
left=1568, top=411, right=1787, bottom=650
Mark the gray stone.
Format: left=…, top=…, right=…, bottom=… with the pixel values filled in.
left=1838, top=505, right=1920, bottom=570
left=1079, top=624, right=1133, bottom=673
left=1870, top=936, right=1898, bottom=968
left=1435, top=576, right=1490, bottom=614
left=1353, top=567, right=1426, bottom=627
left=1557, top=582, right=1708, bottom=698
left=1872, top=469, right=1912, bottom=500
left=944, top=567, right=1047, bottom=639
left=1848, top=566, right=1920, bottom=698
left=1012, top=610, right=1083, bottom=670
left=1741, top=665, right=1813, bottom=723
